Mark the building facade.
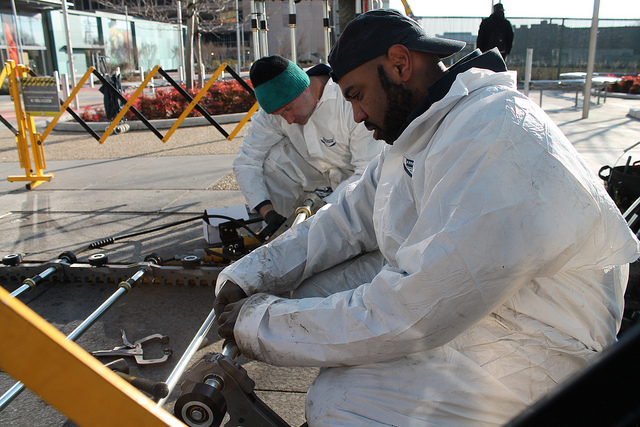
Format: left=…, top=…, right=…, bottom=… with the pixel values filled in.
left=1, top=0, right=183, bottom=78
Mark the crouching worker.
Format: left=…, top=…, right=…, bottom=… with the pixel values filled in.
left=216, top=10, right=640, bottom=426
left=233, top=55, right=384, bottom=229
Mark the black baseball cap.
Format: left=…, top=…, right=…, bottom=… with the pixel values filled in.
left=328, top=9, right=466, bottom=82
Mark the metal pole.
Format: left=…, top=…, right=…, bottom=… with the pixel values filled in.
left=582, top=0, right=600, bottom=119
left=293, top=198, right=314, bottom=226
left=61, top=0, right=79, bottom=110
left=524, top=48, right=533, bottom=97
left=9, top=0, right=24, bottom=63
left=156, top=307, right=217, bottom=408
left=241, top=24, right=246, bottom=68
left=0, top=283, right=132, bottom=411
left=251, top=0, right=260, bottom=61
left=323, top=0, right=331, bottom=62
left=60, top=0, right=77, bottom=90
left=177, top=0, right=186, bottom=82
left=259, top=2, right=269, bottom=56
left=289, top=0, right=297, bottom=64
left=125, top=6, right=133, bottom=69
left=235, top=0, right=242, bottom=73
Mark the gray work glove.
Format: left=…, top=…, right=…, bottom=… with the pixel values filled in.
left=214, top=280, right=248, bottom=319
left=217, top=297, right=248, bottom=341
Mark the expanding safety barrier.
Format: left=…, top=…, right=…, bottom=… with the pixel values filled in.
left=0, top=60, right=259, bottom=190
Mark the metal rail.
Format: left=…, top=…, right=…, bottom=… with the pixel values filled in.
left=1, top=260, right=223, bottom=288
left=156, top=307, right=218, bottom=408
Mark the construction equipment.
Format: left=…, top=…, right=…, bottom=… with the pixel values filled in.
left=105, top=358, right=170, bottom=400
left=7, top=251, right=76, bottom=298
left=0, top=257, right=156, bottom=411
left=0, top=195, right=327, bottom=424
left=174, top=341, right=290, bottom=427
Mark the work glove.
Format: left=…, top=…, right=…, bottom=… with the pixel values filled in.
left=214, top=280, right=248, bottom=320
left=259, top=210, right=287, bottom=240
left=217, top=297, right=248, bottom=341
left=265, top=210, right=286, bottom=228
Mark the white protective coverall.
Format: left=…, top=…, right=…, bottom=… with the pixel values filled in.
left=217, top=67, right=640, bottom=425
left=233, top=77, right=383, bottom=216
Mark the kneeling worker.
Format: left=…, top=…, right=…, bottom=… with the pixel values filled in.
left=216, top=9, right=640, bottom=426
left=233, top=55, right=384, bottom=228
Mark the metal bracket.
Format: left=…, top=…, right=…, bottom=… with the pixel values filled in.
left=175, top=352, right=290, bottom=427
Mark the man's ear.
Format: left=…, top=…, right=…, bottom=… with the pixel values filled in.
left=386, top=44, right=412, bottom=82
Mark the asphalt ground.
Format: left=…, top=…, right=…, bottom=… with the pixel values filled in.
left=1, top=88, right=640, bottom=426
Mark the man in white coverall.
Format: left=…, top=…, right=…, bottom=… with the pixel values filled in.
left=215, top=10, right=640, bottom=426
left=233, top=55, right=383, bottom=228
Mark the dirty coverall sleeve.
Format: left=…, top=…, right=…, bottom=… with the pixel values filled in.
left=232, top=109, right=285, bottom=210
left=217, top=153, right=382, bottom=299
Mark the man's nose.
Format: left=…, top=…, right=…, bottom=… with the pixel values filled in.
left=283, top=111, right=295, bottom=124
left=353, top=105, right=367, bottom=123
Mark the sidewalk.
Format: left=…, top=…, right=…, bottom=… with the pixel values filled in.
left=1, top=89, right=640, bottom=426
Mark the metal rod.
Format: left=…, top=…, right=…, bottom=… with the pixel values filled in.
left=292, top=198, right=314, bottom=227
left=156, top=307, right=217, bottom=407
left=0, top=275, right=138, bottom=411
left=222, top=341, right=240, bottom=359
left=11, top=265, right=58, bottom=299
left=8, top=284, right=30, bottom=298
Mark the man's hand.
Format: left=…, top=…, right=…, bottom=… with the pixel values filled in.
left=217, top=298, right=248, bottom=340
left=264, top=210, right=287, bottom=228
left=214, top=280, right=248, bottom=319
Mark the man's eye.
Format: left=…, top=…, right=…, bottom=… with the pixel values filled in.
left=352, top=93, right=360, bottom=100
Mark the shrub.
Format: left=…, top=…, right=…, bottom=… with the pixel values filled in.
left=79, top=79, right=255, bottom=122
left=608, top=74, right=640, bottom=94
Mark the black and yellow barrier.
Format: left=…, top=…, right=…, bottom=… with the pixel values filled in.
left=1, top=60, right=54, bottom=189
left=1, top=60, right=259, bottom=190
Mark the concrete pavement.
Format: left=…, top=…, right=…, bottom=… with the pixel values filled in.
left=1, top=88, right=640, bottom=426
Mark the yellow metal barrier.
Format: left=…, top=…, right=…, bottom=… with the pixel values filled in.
left=228, top=101, right=259, bottom=141
left=40, top=66, right=96, bottom=143
left=2, top=60, right=259, bottom=189
left=100, top=65, right=161, bottom=143
left=0, top=286, right=185, bottom=426
left=162, top=63, right=228, bottom=142
left=4, top=60, right=54, bottom=190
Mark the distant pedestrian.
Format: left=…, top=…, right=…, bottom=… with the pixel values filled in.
left=477, top=3, right=514, bottom=60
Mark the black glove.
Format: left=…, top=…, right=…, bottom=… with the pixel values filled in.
left=214, top=280, right=248, bottom=319
left=265, top=210, right=287, bottom=227
left=260, top=210, right=287, bottom=240
left=217, top=297, right=248, bottom=340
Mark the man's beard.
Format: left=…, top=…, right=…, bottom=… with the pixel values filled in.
left=369, top=65, right=415, bottom=144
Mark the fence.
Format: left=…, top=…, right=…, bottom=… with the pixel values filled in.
left=417, top=16, right=640, bottom=81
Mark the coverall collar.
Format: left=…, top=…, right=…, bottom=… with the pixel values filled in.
left=399, top=49, right=507, bottom=137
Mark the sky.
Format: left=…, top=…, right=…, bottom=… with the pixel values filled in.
left=387, top=0, right=640, bottom=20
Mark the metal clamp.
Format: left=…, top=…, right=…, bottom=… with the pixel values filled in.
left=91, top=330, right=172, bottom=365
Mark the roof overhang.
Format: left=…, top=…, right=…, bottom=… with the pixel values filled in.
left=1, top=0, right=66, bottom=15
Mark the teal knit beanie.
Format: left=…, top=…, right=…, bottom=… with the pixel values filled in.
left=251, top=56, right=310, bottom=114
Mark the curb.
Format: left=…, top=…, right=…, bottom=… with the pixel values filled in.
left=46, top=112, right=248, bottom=132
left=630, top=108, right=640, bottom=120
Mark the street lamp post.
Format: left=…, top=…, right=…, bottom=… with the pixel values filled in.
left=177, top=0, right=186, bottom=82
left=61, top=0, right=79, bottom=109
